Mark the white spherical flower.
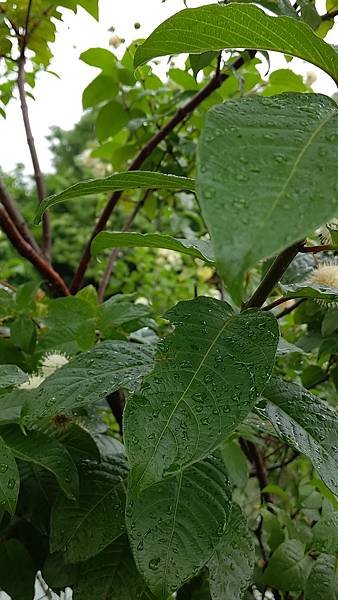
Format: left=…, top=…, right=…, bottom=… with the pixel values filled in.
left=309, top=263, right=338, bottom=289
left=41, top=352, right=69, bottom=377
left=20, top=374, right=45, bottom=389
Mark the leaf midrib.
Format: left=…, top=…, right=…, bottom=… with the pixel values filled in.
left=137, top=314, right=236, bottom=486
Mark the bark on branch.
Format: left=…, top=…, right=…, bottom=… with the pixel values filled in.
left=70, top=50, right=256, bottom=293
left=0, top=178, right=40, bottom=253
left=0, top=205, right=69, bottom=296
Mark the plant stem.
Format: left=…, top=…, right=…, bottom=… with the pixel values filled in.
left=0, top=178, right=41, bottom=253
left=71, top=50, right=256, bottom=293
left=0, top=205, right=69, bottom=296
left=17, top=55, right=51, bottom=260
left=245, top=241, right=304, bottom=309
left=321, top=7, right=338, bottom=20
left=300, top=244, right=338, bottom=253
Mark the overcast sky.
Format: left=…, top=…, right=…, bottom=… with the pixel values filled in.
left=0, top=0, right=336, bottom=173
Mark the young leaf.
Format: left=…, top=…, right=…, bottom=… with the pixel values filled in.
left=305, top=554, right=338, bottom=600
left=260, top=377, right=338, bottom=496
left=127, top=454, right=232, bottom=599
left=197, top=93, right=338, bottom=302
left=73, top=535, right=155, bottom=599
left=35, top=172, right=195, bottom=221
left=0, top=364, right=28, bottom=389
left=0, top=435, right=19, bottom=515
left=208, top=504, right=255, bottom=600
left=0, top=540, right=35, bottom=600
left=0, top=425, right=78, bottom=500
left=263, top=539, right=312, bottom=590
left=21, top=340, right=154, bottom=426
left=92, top=231, right=214, bottom=263
left=50, top=447, right=128, bottom=562
left=124, top=297, right=278, bottom=489
left=134, top=4, right=338, bottom=82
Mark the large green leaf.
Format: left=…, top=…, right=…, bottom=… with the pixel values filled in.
left=197, top=93, right=338, bottom=302
left=0, top=434, right=19, bottom=514
left=305, top=554, right=338, bottom=600
left=260, top=377, right=338, bottom=496
left=0, top=540, right=35, bottom=600
left=127, top=454, right=232, bottom=598
left=0, top=364, right=28, bottom=389
left=35, top=172, right=195, bottom=221
left=312, top=513, right=338, bottom=555
left=134, top=3, right=338, bottom=82
left=0, top=425, right=78, bottom=500
left=124, top=297, right=278, bottom=489
left=73, top=536, right=155, bottom=600
left=50, top=442, right=128, bottom=562
left=263, top=539, right=312, bottom=590
left=208, top=504, right=255, bottom=600
left=92, top=231, right=214, bottom=263
left=21, top=341, right=154, bottom=427
left=0, top=389, right=31, bottom=425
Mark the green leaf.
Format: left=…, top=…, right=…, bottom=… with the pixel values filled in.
left=82, top=74, right=118, bottom=109
left=261, top=377, right=338, bottom=496
left=0, top=389, right=31, bottom=424
left=305, top=554, right=338, bottom=600
left=190, top=51, right=218, bottom=78
left=0, top=435, right=19, bottom=514
left=322, top=308, right=338, bottom=336
left=92, top=232, right=214, bottom=263
left=219, top=440, right=248, bottom=488
left=10, top=316, right=36, bottom=354
left=127, top=454, right=232, bottom=598
left=73, top=535, right=155, bottom=599
left=197, top=93, right=338, bottom=302
left=0, top=425, right=78, bottom=500
left=281, top=283, right=338, bottom=302
left=36, top=172, right=195, bottom=222
left=263, top=539, right=312, bottom=590
left=208, top=504, right=255, bottom=600
left=50, top=445, right=128, bottom=562
left=134, top=4, right=338, bottom=82
left=124, top=297, right=278, bottom=489
left=96, top=100, right=129, bottom=142
left=22, top=341, right=154, bottom=427
left=80, top=47, right=117, bottom=74
left=43, top=552, right=79, bottom=589
left=78, top=0, right=99, bottom=20
left=312, top=513, right=338, bottom=555
left=98, top=295, right=151, bottom=339
left=0, top=540, right=35, bottom=600
left=0, top=364, right=28, bottom=389
left=53, top=424, right=100, bottom=463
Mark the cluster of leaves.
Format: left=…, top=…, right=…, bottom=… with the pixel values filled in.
left=1, top=0, right=338, bottom=598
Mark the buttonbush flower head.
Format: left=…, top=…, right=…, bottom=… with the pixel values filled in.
left=309, top=262, right=338, bottom=289
left=41, top=352, right=69, bottom=378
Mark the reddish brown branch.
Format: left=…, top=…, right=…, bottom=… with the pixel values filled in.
left=0, top=179, right=41, bottom=253
left=240, top=438, right=273, bottom=504
left=17, top=57, right=51, bottom=261
left=0, top=205, right=69, bottom=296
left=70, top=50, right=256, bottom=293
left=300, top=244, right=338, bottom=253
left=277, top=298, right=305, bottom=319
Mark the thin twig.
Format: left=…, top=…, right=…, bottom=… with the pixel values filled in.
left=276, top=298, right=304, bottom=319
left=245, top=241, right=304, bottom=309
left=0, top=205, right=69, bottom=296
left=0, top=178, right=41, bottom=252
left=70, top=50, right=256, bottom=293
left=321, top=7, right=338, bottom=20
left=262, top=296, right=296, bottom=311
left=17, top=18, right=51, bottom=260
left=300, top=244, right=338, bottom=253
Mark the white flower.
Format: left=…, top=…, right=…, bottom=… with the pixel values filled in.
left=20, top=374, right=45, bottom=389
left=41, top=352, right=69, bottom=377
left=309, top=263, right=338, bottom=289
